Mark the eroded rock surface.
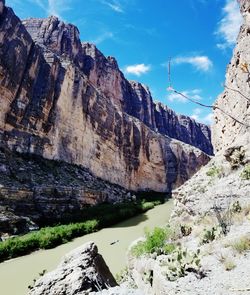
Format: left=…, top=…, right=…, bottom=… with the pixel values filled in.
left=212, top=0, right=250, bottom=155
left=0, top=1, right=211, bottom=193
left=173, top=0, right=250, bottom=218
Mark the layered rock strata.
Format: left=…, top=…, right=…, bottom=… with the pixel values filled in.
left=0, top=0, right=212, bottom=235
left=0, top=1, right=211, bottom=194
left=0, top=147, right=127, bottom=236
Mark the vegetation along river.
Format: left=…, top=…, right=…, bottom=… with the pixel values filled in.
left=0, top=199, right=173, bottom=295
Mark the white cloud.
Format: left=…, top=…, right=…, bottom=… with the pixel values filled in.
left=216, top=0, right=242, bottom=49
left=168, top=89, right=202, bottom=103
left=102, top=0, right=124, bottom=13
left=191, top=108, right=213, bottom=125
left=125, top=63, right=151, bottom=76
left=172, top=55, right=213, bottom=72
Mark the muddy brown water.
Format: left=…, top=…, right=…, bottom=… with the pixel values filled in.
left=0, top=199, right=173, bottom=295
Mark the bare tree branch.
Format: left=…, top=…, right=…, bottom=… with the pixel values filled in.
left=167, top=60, right=250, bottom=128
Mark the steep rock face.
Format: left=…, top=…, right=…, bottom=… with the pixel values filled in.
left=80, top=42, right=213, bottom=155
left=22, top=16, right=84, bottom=69
left=29, top=242, right=118, bottom=295
left=0, top=3, right=210, bottom=195
left=173, top=0, right=250, bottom=218
left=154, top=102, right=212, bottom=155
left=212, top=0, right=250, bottom=155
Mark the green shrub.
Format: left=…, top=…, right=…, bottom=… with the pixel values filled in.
left=0, top=197, right=159, bottom=262
left=131, top=226, right=173, bottom=257
left=163, top=243, right=176, bottom=254
left=0, top=219, right=98, bottom=261
left=206, top=166, right=221, bottom=177
left=240, top=165, right=250, bottom=180
left=231, top=201, right=242, bottom=213
left=141, top=202, right=155, bottom=211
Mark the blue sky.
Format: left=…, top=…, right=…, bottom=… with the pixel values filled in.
left=8, top=0, right=242, bottom=125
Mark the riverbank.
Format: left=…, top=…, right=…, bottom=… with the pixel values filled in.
left=0, top=196, right=166, bottom=263
left=0, top=199, right=173, bottom=295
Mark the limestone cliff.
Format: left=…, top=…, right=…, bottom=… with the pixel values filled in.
left=0, top=1, right=212, bottom=234
left=212, top=0, right=250, bottom=155
left=173, top=0, right=250, bottom=217
left=0, top=2, right=211, bottom=193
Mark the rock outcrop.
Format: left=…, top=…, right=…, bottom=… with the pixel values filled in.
left=28, top=242, right=118, bottom=295
left=173, top=0, right=250, bottom=218
left=212, top=0, right=250, bottom=155
left=0, top=0, right=211, bottom=233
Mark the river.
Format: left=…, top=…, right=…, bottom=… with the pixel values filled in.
left=0, top=199, right=173, bottom=295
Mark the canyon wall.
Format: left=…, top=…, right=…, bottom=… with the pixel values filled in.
left=173, top=0, right=250, bottom=218
left=0, top=2, right=211, bottom=193
left=212, top=0, right=250, bottom=155
left=0, top=0, right=213, bottom=234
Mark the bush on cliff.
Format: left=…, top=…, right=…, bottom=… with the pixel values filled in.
left=131, top=226, right=174, bottom=257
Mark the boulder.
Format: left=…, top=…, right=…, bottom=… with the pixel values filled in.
left=29, top=242, right=118, bottom=295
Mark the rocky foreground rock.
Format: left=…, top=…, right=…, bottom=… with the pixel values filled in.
left=0, top=0, right=211, bottom=234
left=28, top=242, right=118, bottom=295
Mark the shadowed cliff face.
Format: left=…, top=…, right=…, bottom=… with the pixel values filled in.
left=0, top=2, right=211, bottom=195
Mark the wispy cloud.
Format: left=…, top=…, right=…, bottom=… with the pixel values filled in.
left=168, top=89, right=202, bottom=103
left=90, top=31, right=114, bottom=44
left=101, top=0, right=124, bottom=13
left=215, top=0, right=242, bottom=49
left=191, top=108, right=213, bottom=125
left=172, top=55, right=213, bottom=72
left=32, top=0, right=72, bottom=19
left=125, top=63, right=151, bottom=76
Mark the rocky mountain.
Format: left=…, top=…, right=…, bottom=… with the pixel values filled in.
left=0, top=0, right=211, bottom=235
